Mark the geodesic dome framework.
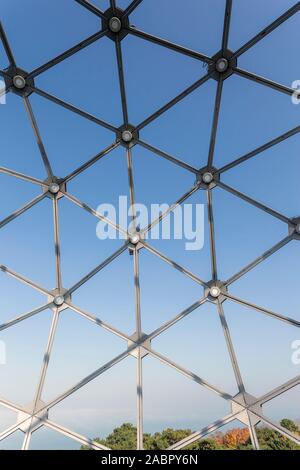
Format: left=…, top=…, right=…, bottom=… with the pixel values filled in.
left=0, top=0, right=300, bottom=450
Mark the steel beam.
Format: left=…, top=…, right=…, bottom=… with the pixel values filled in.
left=234, top=2, right=300, bottom=58
left=29, top=30, right=108, bottom=79
left=226, top=235, right=293, bottom=285
left=74, top=0, right=106, bottom=19
left=217, top=180, right=291, bottom=225
left=23, top=96, right=53, bottom=178
left=0, top=22, right=16, bottom=66
left=218, top=125, right=300, bottom=174
left=126, top=26, right=212, bottom=64
left=31, top=86, right=118, bottom=133
left=234, top=66, right=296, bottom=96
left=122, top=0, right=143, bottom=18
left=0, top=193, right=46, bottom=230
left=62, top=141, right=120, bottom=183
left=222, top=0, right=233, bottom=52
left=225, top=292, right=300, bottom=329
left=137, top=72, right=212, bottom=131
left=138, top=140, right=198, bottom=174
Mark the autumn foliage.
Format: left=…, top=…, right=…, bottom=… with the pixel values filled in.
left=221, top=428, right=250, bottom=448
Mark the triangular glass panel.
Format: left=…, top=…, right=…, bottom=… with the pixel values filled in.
left=152, top=301, right=239, bottom=396
left=132, top=143, right=195, bottom=216
left=0, top=173, right=41, bottom=224
left=70, top=248, right=135, bottom=334
left=238, top=12, right=300, bottom=88
left=140, top=79, right=217, bottom=169
left=130, top=0, right=225, bottom=56
left=0, top=196, right=56, bottom=290
left=214, top=75, right=299, bottom=169
left=0, top=270, right=46, bottom=326
left=42, top=308, right=127, bottom=402
left=0, top=405, right=17, bottom=433
left=0, top=0, right=101, bottom=71
left=30, top=425, right=79, bottom=450
left=68, top=145, right=129, bottom=212
left=35, top=37, right=123, bottom=127
left=0, top=429, right=25, bottom=450
left=221, top=132, right=300, bottom=218
left=213, top=185, right=287, bottom=281
left=223, top=299, right=300, bottom=397
left=29, top=92, right=114, bottom=178
left=122, top=33, right=206, bottom=124
left=263, top=384, right=300, bottom=435
left=143, top=189, right=212, bottom=282
left=228, top=240, right=300, bottom=322
left=49, top=356, right=136, bottom=441
left=0, top=93, right=46, bottom=179
left=138, top=248, right=204, bottom=333
left=229, top=0, right=297, bottom=53
left=0, top=309, right=53, bottom=405
left=143, top=356, right=230, bottom=437
left=59, top=195, right=125, bottom=288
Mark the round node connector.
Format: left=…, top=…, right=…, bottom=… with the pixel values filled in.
left=216, top=58, right=229, bottom=73
left=13, top=75, right=26, bottom=89
left=109, top=16, right=122, bottom=33
left=49, top=183, right=60, bottom=195
left=53, top=295, right=65, bottom=307
left=296, top=223, right=300, bottom=235
left=210, top=286, right=221, bottom=298
left=202, top=172, right=214, bottom=184
left=122, top=130, right=133, bottom=143
left=129, top=232, right=140, bottom=245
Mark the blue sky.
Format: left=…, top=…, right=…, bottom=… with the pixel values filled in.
left=0, top=0, right=300, bottom=449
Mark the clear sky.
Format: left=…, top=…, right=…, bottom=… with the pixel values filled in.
left=0, top=0, right=299, bottom=449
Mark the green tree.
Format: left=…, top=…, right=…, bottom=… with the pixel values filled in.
left=81, top=423, right=141, bottom=450
left=80, top=419, right=300, bottom=450
left=280, top=419, right=299, bottom=434
left=147, top=428, right=192, bottom=450
left=194, top=438, right=225, bottom=450
left=256, top=421, right=300, bottom=451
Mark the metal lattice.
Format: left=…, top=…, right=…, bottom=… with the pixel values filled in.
left=0, top=0, right=300, bottom=450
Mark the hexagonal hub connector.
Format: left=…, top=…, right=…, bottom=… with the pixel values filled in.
left=48, top=288, right=70, bottom=311
left=43, top=177, right=66, bottom=199
left=289, top=217, right=300, bottom=240
left=102, top=7, right=129, bottom=41
left=196, top=166, right=219, bottom=189
left=128, top=231, right=144, bottom=253
left=209, top=49, right=237, bottom=81
left=4, top=65, right=34, bottom=97
left=231, top=393, right=262, bottom=427
left=17, top=400, right=48, bottom=433
left=117, top=124, right=139, bottom=148
left=128, top=332, right=151, bottom=359
left=205, top=280, right=227, bottom=303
